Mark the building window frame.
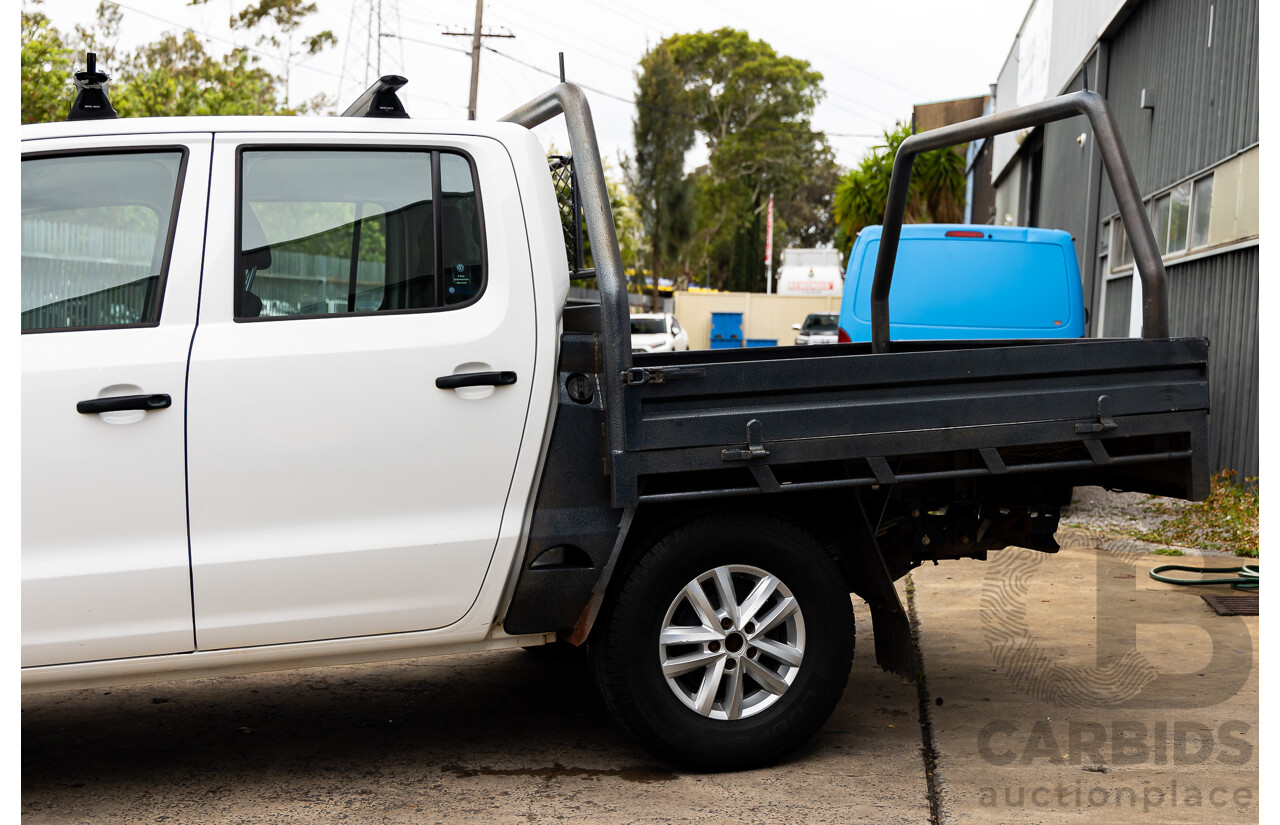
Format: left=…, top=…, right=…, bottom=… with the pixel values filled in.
left=1104, top=143, right=1258, bottom=276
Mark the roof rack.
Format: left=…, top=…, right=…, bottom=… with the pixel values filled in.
left=340, top=75, right=410, bottom=119
left=67, top=52, right=117, bottom=121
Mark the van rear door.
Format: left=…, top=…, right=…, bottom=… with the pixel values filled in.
left=840, top=225, right=1085, bottom=341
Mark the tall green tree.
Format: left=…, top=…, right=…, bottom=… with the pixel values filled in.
left=624, top=44, right=695, bottom=309
left=659, top=28, right=832, bottom=292
left=832, top=122, right=967, bottom=257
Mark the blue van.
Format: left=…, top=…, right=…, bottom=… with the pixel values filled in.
left=838, top=224, right=1085, bottom=342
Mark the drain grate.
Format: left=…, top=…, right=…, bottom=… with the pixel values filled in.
left=1201, top=595, right=1259, bottom=616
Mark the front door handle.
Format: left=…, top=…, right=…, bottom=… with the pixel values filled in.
left=77, top=394, right=172, bottom=414
left=435, top=371, right=518, bottom=390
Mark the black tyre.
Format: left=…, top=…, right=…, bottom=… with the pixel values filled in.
left=592, top=512, right=855, bottom=770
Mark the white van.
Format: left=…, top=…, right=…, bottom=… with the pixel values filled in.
left=775, top=247, right=843, bottom=297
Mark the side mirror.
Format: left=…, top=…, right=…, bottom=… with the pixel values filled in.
left=791, top=323, right=802, bottom=331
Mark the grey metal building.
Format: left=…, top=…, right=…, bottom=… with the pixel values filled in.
left=986, top=0, right=1259, bottom=478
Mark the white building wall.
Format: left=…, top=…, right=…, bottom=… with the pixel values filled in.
left=991, top=0, right=1126, bottom=182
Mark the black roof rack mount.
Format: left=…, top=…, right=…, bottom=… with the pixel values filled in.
left=341, top=75, right=410, bottom=119
left=67, top=52, right=118, bottom=121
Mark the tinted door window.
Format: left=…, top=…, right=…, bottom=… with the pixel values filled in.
left=21, top=151, right=184, bottom=332
left=237, top=149, right=484, bottom=319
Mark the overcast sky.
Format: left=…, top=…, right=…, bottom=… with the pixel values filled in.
left=32, top=0, right=1033, bottom=170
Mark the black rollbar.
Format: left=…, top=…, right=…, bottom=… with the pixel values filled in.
left=871, top=90, right=1168, bottom=353
left=500, top=84, right=630, bottom=472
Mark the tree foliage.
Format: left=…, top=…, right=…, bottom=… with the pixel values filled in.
left=624, top=45, right=696, bottom=309
left=19, top=0, right=334, bottom=124
left=21, top=3, right=75, bottom=124
left=629, top=29, right=837, bottom=293
left=109, top=33, right=281, bottom=117
left=832, top=122, right=967, bottom=257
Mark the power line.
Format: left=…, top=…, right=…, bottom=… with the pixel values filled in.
left=483, top=2, right=638, bottom=78
left=483, top=45, right=877, bottom=139
left=378, top=32, right=471, bottom=57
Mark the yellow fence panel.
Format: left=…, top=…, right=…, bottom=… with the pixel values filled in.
left=671, top=292, right=844, bottom=349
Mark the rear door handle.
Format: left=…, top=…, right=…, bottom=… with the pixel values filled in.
left=435, top=371, right=518, bottom=390
left=77, top=394, right=172, bottom=414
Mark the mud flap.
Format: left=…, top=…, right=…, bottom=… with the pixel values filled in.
left=851, top=491, right=917, bottom=679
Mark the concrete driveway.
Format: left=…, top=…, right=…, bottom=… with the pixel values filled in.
left=22, top=532, right=1256, bottom=823
left=21, top=598, right=927, bottom=824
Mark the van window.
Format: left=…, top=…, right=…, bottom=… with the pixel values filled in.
left=21, top=151, right=184, bottom=332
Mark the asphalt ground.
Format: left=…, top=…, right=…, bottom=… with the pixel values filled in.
left=22, top=530, right=1257, bottom=823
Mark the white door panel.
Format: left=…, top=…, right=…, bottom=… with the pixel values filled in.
left=188, top=134, right=536, bottom=649
left=22, top=135, right=211, bottom=667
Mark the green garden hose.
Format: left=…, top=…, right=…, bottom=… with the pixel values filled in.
left=1149, top=563, right=1258, bottom=591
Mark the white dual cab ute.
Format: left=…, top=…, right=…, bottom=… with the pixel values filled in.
left=22, top=70, right=1211, bottom=770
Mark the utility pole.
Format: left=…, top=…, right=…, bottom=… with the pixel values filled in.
left=443, top=1, right=515, bottom=120
left=765, top=193, right=775, bottom=294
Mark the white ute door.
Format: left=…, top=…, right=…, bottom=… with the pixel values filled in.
left=187, top=134, right=537, bottom=649
left=22, top=136, right=211, bottom=667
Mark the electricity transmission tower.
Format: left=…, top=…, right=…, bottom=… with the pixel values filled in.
left=340, top=0, right=405, bottom=103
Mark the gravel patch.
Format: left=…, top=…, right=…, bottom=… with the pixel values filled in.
left=1060, top=485, right=1234, bottom=557
left=1060, top=485, right=1184, bottom=534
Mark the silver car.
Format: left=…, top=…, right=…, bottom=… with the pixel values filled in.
left=792, top=312, right=839, bottom=345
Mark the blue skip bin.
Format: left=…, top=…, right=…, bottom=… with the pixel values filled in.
left=745, top=338, right=777, bottom=348
left=710, top=311, right=743, bottom=341
left=709, top=338, right=742, bottom=350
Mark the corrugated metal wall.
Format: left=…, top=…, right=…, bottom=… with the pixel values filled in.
left=1097, top=0, right=1259, bottom=215
left=1166, top=247, right=1259, bottom=478
left=1095, top=0, right=1259, bottom=477
left=1027, top=0, right=1261, bottom=477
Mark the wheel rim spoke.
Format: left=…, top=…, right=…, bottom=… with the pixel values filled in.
left=744, top=657, right=790, bottom=696
left=660, top=626, right=724, bottom=646
left=662, top=648, right=723, bottom=678
left=694, top=658, right=727, bottom=716
left=750, top=636, right=804, bottom=667
left=754, top=595, right=799, bottom=637
left=682, top=581, right=721, bottom=630
left=738, top=574, right=780, bottom=626
left=711, top=566, right=741, bottom=625
left=723, top=665, right=745, bottom=720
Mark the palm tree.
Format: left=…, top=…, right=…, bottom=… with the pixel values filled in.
left=832, top=123, right=966, bottom=257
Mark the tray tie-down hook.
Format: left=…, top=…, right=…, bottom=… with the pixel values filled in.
left=1075, top=394, right=1118, bottom=434
left=621, top=366, right=706, bottom=386
left=722, top=419, right=771, bottom=461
